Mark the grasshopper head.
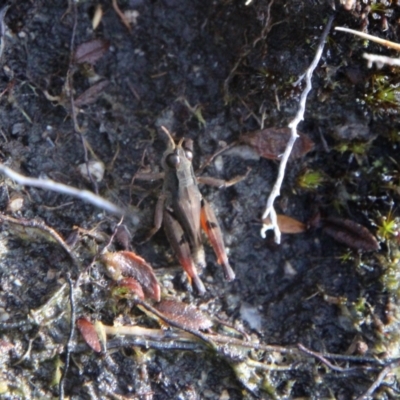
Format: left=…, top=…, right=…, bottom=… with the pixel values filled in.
left=161, top=127, right=194, bottom=171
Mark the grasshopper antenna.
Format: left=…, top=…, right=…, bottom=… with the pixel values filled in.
left=160, top=126, right=176, bottom=149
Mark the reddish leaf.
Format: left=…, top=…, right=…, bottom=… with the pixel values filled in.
left=74, top=38, right=110, bottom=65
left=263, top=214, right=306, bottom=234
left=241, top=127, right=314, bottom=160
left=117, top=277, right=145, bottom=300
left=322, top=217, right=379, bottom=252
left=76, top=317, right=101, bottom=352
left=101, top=251, right=161, bottom=302
left=74, top=80, right=110, bottom=107
left=156, top=300, right=212, bottom=331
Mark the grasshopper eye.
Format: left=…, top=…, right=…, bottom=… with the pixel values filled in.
left=184, top=149, right=193, bottom=161
left=166, top=153, right=180, bottom=168
left=182, top=139, right=194, bottom=161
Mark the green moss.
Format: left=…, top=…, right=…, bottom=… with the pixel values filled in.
left=364, top=74, right=400, bottom=114
left=375, top=211, right=399, bottom=242
left=297, top=169, right=326, bottom=190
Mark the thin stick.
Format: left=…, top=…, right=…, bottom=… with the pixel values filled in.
left=355, top=359, right=400, bottom=400
left=0, top=214, right=80, bottom=267
left=0, top=5, right=9, bottom=61
left=66, top=1, right=99, bottom=195
left=335, top=27, right=400, bottom=52
left=260, top=15, right=334, bottom=243
left=298, top=343, right=372, bottom=373
left=363, top=53, right=400, bottom=68
left=112, top=0, right=132, bottom=33
left=0, top=163, right=124, bottom=215
left=59, top=274, right=76, bottom=400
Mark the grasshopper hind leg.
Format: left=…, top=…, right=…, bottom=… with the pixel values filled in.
left=200, top=199, right=235, bottom=281
left=163, top=209, right=206, bottom=295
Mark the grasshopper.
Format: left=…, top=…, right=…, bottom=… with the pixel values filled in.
left=141, top=127, right=236, bottom=295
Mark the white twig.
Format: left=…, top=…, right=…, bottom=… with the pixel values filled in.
left=335, top=27, right=400, bottom=52
left=363, top=53, right=400, bottom=68
left=260, top=16, right=334, bottom=242
left=0, top=163, right=124, bottom=215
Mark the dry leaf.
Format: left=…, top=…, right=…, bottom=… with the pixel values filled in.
left=156, top=300, right=212, bottom=330
left=241, top=127, right=314, bottom=160
left=322, top=217, right=379, bottom=252
left=74, top=38, right=110, bottom=65
left=101, top=251, right=161, bottom=301
left=74, top=80, right=110, bottom=107
left=92, top=5, right=103, bottom=30
left=76, top=317, right=101, bottom=352
left=117, top=277, right=145, bottom=300
left=263, top=214, right=306, bottom=234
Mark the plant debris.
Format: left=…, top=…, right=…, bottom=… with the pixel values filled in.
left=322, top=217, right=380, bottom=252
left=101, top=251, right=161, bottom=302
left=155, top=299, right=213, bottom=331
left=240, top=127, right=314, bottom=160
left=74, top=38, right=110, bottom=65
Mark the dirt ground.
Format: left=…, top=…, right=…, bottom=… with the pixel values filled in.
left=1, top=0, right=400, bottom=399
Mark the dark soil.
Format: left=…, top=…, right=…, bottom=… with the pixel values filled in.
left=1, top=0, right=400, bottom=399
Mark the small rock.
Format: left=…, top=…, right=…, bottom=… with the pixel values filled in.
left=78, top=161, right=105, bottom=182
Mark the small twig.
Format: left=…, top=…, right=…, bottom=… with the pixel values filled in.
left=355, top=359, right=400, bottom=400
left=0, top=320, right=31, bottom=330
left=106, top=336, right=202, bottom=352
left=363, top=53, right=400, bottom=68
left=59, top=274, right=76, bottom=400
left=246, top=358, right=294, bottom=371
left=0, top=214, right=80, bottom=267
left=66, top=2, right=99, bottom=195
left=260, top=15, right=334, bottom=243
left=112, top=0, right=132, bottom=33
left=224, top=0, right=275, bottom=101
left=298, top=343, right=372, bottom=373
left=335, top=26, right=400, bottom=52
left=0, top=5, right=9, bottom=61
left=0, top=163, right=124, bottom=215
left=196, top=141, right=239, bottom=176
left=253, top=0, right=276, bottom=47
left=103, top=216, right=124, bottom=252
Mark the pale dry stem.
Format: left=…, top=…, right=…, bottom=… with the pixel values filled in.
left=260, top=15, right=334, bottom=243
left=0, top=163, right=124, bottom=215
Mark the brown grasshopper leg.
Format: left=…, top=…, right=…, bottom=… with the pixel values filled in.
left=200, top=199, right=235, bottom=281
left=140, top=193, right=166, bottom=243
left=196, top=167, right=251, bottom=188
left=163, top=209, right=206, bottom=295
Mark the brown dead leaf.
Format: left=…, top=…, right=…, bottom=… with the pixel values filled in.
left=322, top=217, right=379, bottom=252
left=241, top=127, right=314, bottom=160
left=101, top=251, right=161, bottom=302
left=76, top=317, right=101, bottom=352
left=74, top=38, right=110, bottom=65
left=74, top=80, right=110, bottom=107
left=117, top=277, right=145, bottom=300
left=263, top=214, right=306, bottom=234
left=155, top=300, right=212, bottom=331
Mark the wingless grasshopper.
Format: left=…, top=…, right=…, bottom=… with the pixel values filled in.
left=140, top=127, right=237, bottom=295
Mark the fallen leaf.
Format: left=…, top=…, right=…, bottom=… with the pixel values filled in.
left=155, top=300, right=212, bottom=330
left=241, top=127, right=314, bottom=160
left=116, top=277, right=145, bottom=300
left=101, top=251, right=161, bottom=302
left=322, top=217, right=379, bottom=252
left=263, top=214, right=306, bottom=234
left=92, top=5, right=103, bottom=30
left=76, top=317, right=101, bottom=352
left=74, top=80, right=110, bottom=107
left=74, top=38, right=110, bottom=65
